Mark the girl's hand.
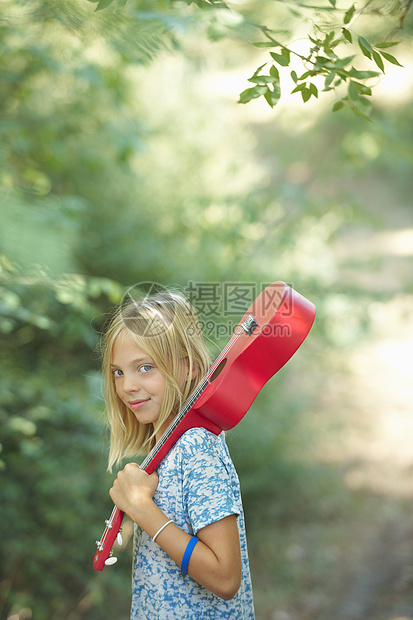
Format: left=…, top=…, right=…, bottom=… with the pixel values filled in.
left=109, top=463, right=159, bottom=524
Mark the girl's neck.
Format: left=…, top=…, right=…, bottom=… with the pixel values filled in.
left=155, top=413, right=176, bottom=443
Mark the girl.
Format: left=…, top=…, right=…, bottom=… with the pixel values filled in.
left=103, top=289, right=255, bottom=619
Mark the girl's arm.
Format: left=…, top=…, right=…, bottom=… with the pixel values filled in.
left=110, top=463, right=242, bottom=600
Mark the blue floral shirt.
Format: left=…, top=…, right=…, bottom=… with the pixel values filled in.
left=130, top=427, right=255, bottom=619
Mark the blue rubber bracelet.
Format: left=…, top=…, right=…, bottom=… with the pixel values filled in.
left=180, top=536, right=198, bottom=575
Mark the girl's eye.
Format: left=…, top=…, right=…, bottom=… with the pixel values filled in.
left=140, top=364, right=153, bottom=373
left=113, top=369, right=123, bottom=378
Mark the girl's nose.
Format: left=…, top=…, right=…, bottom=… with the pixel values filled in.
left=122, top=373, right=141, bottom=394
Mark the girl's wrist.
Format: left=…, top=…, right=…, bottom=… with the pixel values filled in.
left=130, top=499, right=168, bottom=536
left=128, top=496, right=157, bottom=526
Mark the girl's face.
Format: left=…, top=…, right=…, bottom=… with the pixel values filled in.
left=111, top=330, right=170, bottom=439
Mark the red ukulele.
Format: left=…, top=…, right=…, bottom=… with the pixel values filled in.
left=93, top=281, right=315, bottom=570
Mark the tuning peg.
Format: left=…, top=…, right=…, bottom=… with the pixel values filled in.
left=105, top=550, right=118, bottom=566
left=117, top=530, right=123, bottom=546
left=105, top=556, right=118, bottom=565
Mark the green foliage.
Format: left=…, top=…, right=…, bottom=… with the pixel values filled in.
left=0, top=262, right=134, bottom=618
left=179, top=0, right=229, bottom=7
left=80, top=0, right=410, bottom=118
left=238, top=2, right=406, bottom=119
left=238, top=62, right=282, bottom=108
left=241, top=0, right=408, bottom=117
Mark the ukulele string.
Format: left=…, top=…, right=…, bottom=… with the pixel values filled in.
left=97, top=505, right=118, bottom=549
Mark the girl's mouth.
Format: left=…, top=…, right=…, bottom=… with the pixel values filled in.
left=129, top=399, right=150, bottom=410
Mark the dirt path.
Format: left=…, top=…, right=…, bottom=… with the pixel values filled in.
left=315, top=230, right=413, bottom=620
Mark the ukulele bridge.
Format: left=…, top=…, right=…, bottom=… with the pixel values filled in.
left=240, top=315, right=258, bottom=336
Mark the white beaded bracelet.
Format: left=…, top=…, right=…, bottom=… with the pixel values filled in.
left=152, top=519, right=173, bottom=543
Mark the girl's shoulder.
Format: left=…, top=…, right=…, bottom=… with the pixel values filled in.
left=173, top=427, right=227, bottom=461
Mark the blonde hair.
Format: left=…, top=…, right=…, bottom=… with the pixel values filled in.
left=102, top=289, right=211, bottom=471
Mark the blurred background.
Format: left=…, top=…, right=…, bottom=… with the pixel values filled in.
left=1, top=1, right=412, bottom=619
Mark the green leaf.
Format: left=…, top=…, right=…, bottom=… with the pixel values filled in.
left=292, top=83, right=317, bottom=103
left=357, top=96, right=372, bottom=114
left=328, top=0, right=336, bottom=6
left=270, top=49, right=290, bottom=67
left=238, top=86, right=267, bottom=104
left=332, top=100, right=344, bottom=112
left=342, top=28, right=353, bottom=44
left=354, top=82, right=372, bottom=96
left=252, top=63, right=269, bottom=77
left=309, top=83, right=318, bottom=98
left=188, top=0, right=228, bottom=7
left=248, top=75, right=278, bottom=85
left=358, top=36, right=373, bottom=59
left=323, top=46, right=339, bottom=60
left=290, top=70, right=298, bottom=84
left=324, top=31, right=336, bottom=46
left=344, top=4, right=356, bottom=25
left=269, top=65, right=280, bottom=79
left=380, top=51, right=404, bottom=67
left=348, top=80, right=360, bottom=103
left=270, top=53, right=290, bottom=67
left=324, top=72, right=336, bottom=91
left=349, top=68, right=380, bottom=80
left=372, top=50, right=385, bottom=72
left=334, top=55, right=355, bottom=69
left=314, top=56, right=334, bottom=69
left=351, top=96, right=372, bottom=121
left=95, top=0, right=115, bottom=10
left=307, top=56, right=331, bottom=67
left=334, top=71, right=351, bottom=82
left=297, top=70, right=313, bottom=81
left=252, top=41, right=280, bottom=48
left=264, top=82, right=281, bottom=108
left=291, top=83, right=306, bottom=94
left=375, top=41, right=400, bottom=49
left=282, top=48, right=291, bottom=63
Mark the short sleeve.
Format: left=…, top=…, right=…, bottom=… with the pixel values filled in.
left=183, top=447, right=240, bottom=534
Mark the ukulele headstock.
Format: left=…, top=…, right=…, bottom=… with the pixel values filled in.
left=93, top=507, right=124, bottom=571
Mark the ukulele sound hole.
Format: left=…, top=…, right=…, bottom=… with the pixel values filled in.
left=209, top=358, right=227, bottom=382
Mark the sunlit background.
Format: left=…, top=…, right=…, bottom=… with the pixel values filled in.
left=1, top=1, right=413, bottom=619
